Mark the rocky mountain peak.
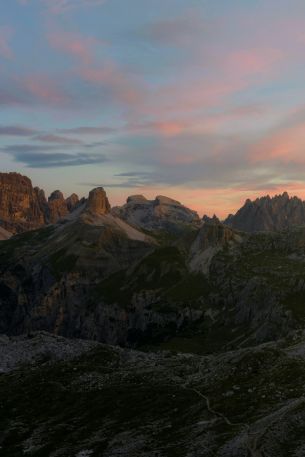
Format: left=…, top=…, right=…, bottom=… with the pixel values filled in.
left=48, top=190, right=65, bottom=202
left=127, top=195, right=148, bottom=203
left=202, top=214, right=220, bottom=224
left=112, top=193, right=199, bottom=232
left=189, top=220, right=241, bottom=274
left=282, top=191, right=289, bottom=199
left=66, top=193, right=79, bottom=212
left=47, top=189, right=69, bottom=223
left=225, top=192, right=305, bottom=232
left=86, top=187, right=111, bottom=215
left=154, top=195, right=181, bottom=206
left=0, top=172, right=45, bottom=233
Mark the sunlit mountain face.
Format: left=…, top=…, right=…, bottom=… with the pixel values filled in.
left=2, top=1, right=305, bottom=217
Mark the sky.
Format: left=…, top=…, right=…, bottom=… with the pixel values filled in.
left=2, top=0, right=305, bottom=217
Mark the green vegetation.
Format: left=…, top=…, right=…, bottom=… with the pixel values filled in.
left=0, top=225, right=56, bottom=265
left=93, top=270, right=131, bottom=306
left=283, top=291, right=305, bottom=320
left=166, top=272, right=211, bottom=303
left=49, top=248, right=78, bottom=279
left=132, top=246, right=185, bottom=290
left=93, top=247, right=188, bottom=307
left=139, top=246, right=185, bottom=266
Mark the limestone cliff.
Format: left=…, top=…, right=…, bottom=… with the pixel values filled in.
left=47, top=190, right=69, bottom=223
left=86, top=187, right=111, bottom=215
left=0, top=172, right=45, bottom=233
left=0, top=173, right=80, bottom=232
left=66, top=193, right=79, bottom=212
left=112, top=194, right=200, bottom=233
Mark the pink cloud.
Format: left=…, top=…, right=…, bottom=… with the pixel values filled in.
left=0, top=26, right=14, bottom=60
left=224, top=48, right=282, bottom=77
left=124, top=104, right=267, bottom=139
left=24, top=74, right=68, bottom=105
left=80, top=64, right=144, bottom=107
left=143, top=78, right=249, bottom=122
left=46, top=25, right=143, bottom=112
left=127, top=121, right=187, bottom=137
left=48, top=30, right=103, bottom=65
left=251, top=115, right=305, bottom=164
left=132, top=46, right=283, bottom=130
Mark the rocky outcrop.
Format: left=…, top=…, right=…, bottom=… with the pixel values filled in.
left=86, top=187, right=111, bottom=215
left=0, top=173, right=84, bottom=233
left=66, top=193, right=79, bottom=212
left=225, top=192, right=305, bottom=232
left=47, top=190, right=69, bottom=223
left=202, top=214, right=220, bottom=224
left=0, top=172, right=46, bottom=234
left=189, top=221, right=241, bottom=274
left=34, top=187, right=49, bottom=218
left=0, top=226, right=11, bottom=240
left=112, top=194, right=200, bottom=233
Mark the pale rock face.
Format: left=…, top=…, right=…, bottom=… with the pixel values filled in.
left=86, top=187, right=111, bottom=215
left=112, top=194, right=200, bottom=232
left=127, top=195, right=148, bottom=203
left=189, top=221, right=242, bottom=274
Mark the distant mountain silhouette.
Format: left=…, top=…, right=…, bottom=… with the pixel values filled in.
left=225, top=192, right=305, bottom=232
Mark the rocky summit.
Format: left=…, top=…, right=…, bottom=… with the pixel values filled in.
left=0, top=172, right=46, bottom=234
left=87, top=187, right=111, bottom=215
left=3, top=173, right=305, bottom=455
left=225, top=191, right=305, bottom=232
left=112, top=193, right=200, bottom=233
left=0, top=172, right=80, bottom=234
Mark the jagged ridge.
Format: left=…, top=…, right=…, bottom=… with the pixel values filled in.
left=225, top=192, right=305, bottom=232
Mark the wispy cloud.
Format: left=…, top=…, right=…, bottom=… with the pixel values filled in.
left=1, top=143, right=107, bottom=167
left=0, top=125, right=38, bottom=136
left=132, top=9, right=207, bottom=47
left=19, top=152, right=107, bottom=168
left=19, top=0, right=106, bottom=14
left=0, top=26, right=14, bottom=60
left=48, top=29, right=105, bottom=65
left=23, top=74, right=69, bottom=106
left=58, top=126, right=116, bottom=135
left=33, top=134, right=84, bottom=145
left=79, top=63, right=145, bottom=108
left=250, top=106, right=305, bottom=164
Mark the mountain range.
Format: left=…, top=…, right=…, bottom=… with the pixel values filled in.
left=225, top=191, right=305, bottom=232
left=2, top=172, right=305, bottom=456
left=3, top=172, right=305, bottom=237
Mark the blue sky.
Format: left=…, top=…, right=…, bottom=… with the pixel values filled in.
left=1, top=0, right=305, bottom=216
